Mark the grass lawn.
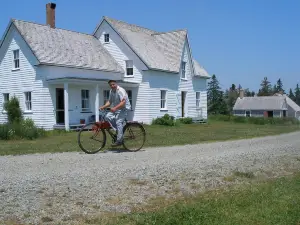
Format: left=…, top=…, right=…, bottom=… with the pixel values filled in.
left=0, top=121, right=299, bottom=156
left=92, top=172, right=300, bottom=225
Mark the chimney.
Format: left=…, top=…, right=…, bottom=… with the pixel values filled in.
left=46, top=3, right=56, bottom=28
left=279, top=90, right=283, bottom=95
left=239, top=89, right=244, bottom=99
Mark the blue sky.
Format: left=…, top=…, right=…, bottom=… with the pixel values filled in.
left=1, top=0, right=299, bottom=92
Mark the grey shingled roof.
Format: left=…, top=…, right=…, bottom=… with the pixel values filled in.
left=102, top=17, right=210, bottom=77
left=233, top=96, right=288, bottom=110
left=192, top=59, right=210, bottom=78
left=11, top=19, right=124, bottom=73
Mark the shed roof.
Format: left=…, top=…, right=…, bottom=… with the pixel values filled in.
left=233, top=96, right=287, bottom=110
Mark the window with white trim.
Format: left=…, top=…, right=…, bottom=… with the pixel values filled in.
left=125, top=60, right=133, bottom=76
left=126, top=90, right=132, bottom=110
left=13, top=49, right=20, bottom=69
left=181, top=61, right=186, bottom=79
left=196, top=92, right=200, bottom=108
left=160, top=90, right=167, bottom=109
left=103, top=90, right=110, bottom=105
left=3, top=93, right=9, bottom=109
left=81, top=90, right=90, bottom=112
left=24, top=92, right=32, bottom=111
left=104, top=33, right=109, bottom=43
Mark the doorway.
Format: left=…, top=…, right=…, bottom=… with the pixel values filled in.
left=267, top=111, right=273, bottom=118
left=56, top=88, right=65, bottom=124
left=181, top=91, right=186, bottom=117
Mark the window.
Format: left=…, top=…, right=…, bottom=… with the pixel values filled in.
left=103, top=90, right=110, bottom=105
left=2, top=93, right=9, bottom=109
left=24, top=92, right=32, bottom=111
left=13, top=49, right=20, bottom=69
left=104, top=33, right=109, bottom=43
left=181, top=61, right=186, bottom=79
left=81, top=90, right=90, bottom=112
left=196, top=92, right=200, bottom=108
left=160, top=90, right=167, bottom=109
left=126, top=90, right=132, bottom=110
left=246, top=111, right=250, bottom=117
left=125, top=60, right=133, bottom=76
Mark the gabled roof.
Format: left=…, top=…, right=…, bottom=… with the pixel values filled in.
left=192, top=59, right=210, bottom=78
left=233, top=96, right=287, bottom=110
left=1, top=19, right=124, bottom=73
left=274, top=93, right=300, bottom=112
left=94, top=16, right=210, bottom=77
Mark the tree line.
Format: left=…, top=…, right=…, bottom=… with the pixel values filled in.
left=207, top=75, right=300, bottom=115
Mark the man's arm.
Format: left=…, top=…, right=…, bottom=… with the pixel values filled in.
left=100, top=100, right=111, bottom=110
left=111, top=99, right=125, bottom=112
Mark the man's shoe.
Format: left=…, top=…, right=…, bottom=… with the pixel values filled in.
left=111, top=141, right=123, bottom=147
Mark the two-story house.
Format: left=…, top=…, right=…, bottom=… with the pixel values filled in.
left=0, top=3, right=210, bottom=130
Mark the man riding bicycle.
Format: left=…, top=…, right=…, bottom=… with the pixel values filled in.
left=99, top=80, right=131, bottom=146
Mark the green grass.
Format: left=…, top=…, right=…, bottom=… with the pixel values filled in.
left=94, top=173, right=300, bottom=225
left=0, top=121, right=299, bottom=156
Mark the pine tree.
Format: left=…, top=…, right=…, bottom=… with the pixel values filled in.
left=225, top=84, right=239, bottom=113
left=294, top=84, right=300, bottom=105
left=257, top=77, right=272, bottom=96
left=289, top=88, right=295, bottom=101
left=207, top=74, right=228, bottom=114
left=275, top=78, right=284, bottom=94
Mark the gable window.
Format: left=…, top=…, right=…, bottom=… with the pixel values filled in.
left=160, top=90, right=167, bottom=110
left=81, top=90, right=90, bottom=112
left=125, top=60, right=133, bottom=76
left=13, top=49, right=20, bottom=69
left=2, top=93, right=9, bottom=110
left=196, top=92, right=200, bottom=108
left=181, top=61, right=186, bottom=79
left=126, top=90, right=133, bottom=110
left=104, top=33, right=110, bottom=43
left=24, top=92, right=32, bottom=111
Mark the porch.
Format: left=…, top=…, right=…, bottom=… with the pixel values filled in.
left=47, top=78, right=139, bottom=131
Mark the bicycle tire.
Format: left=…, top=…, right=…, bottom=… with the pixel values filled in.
left=122, top=122, right=146, bottom=152
left=78, top=122, right=106, bottom=154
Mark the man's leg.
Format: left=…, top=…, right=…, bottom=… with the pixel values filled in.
left=113, top=109, right=127, bottom=145
left=105, top=112, right=117, bottom=131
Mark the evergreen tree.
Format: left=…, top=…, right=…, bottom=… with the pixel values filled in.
left=207, top=74, right=228, bottom=114
left=225, top=84, right=239, bottom=113
left=289, top=88, right=295, bottom=101
left=294, top=84, right=300, bottom=105
left=275, top=78, right=284, bottom=94
left=244, top=88, right=255, bottom=97
left=257, top=77, right=272, bottom=96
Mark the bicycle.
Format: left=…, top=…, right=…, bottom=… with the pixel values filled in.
left=77, top=109, right=146, bottom=154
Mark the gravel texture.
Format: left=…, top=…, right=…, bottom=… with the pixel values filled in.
left=1, top=132, right=300, bottom=224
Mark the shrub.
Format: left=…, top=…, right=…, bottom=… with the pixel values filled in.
left=152, top=114, right=176, bottom=126
left=178, top=117, right=193, bottom=124
left=0, top=118, right=46, bottom=140
left=0, top=96, right=46, bottom=140
left=209, top=114, right=300, bottom=126
left=4, top=96, right=23, bottom=124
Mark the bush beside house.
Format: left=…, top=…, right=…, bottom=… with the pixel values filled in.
left=0, top=96, right=46, bottom=140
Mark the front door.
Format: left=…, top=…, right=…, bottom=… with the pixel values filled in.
left=181, top=91, right=186, bottom=117
left=56, top=88, right=65, bottom=124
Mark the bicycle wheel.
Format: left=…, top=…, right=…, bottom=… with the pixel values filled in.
left=122, top=122, right=146, bottom=152
left=78, top=123, right=106, bottom=154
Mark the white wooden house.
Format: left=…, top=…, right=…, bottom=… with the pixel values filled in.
left=0, top=3, right=210, bottom=130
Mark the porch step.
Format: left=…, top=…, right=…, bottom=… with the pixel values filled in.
left=53, top=123, right=85, bottom=131
left=192, top=117, right=207, bottom=124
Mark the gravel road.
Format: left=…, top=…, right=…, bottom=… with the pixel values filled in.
left=1, top=132, right=300, bottom=224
